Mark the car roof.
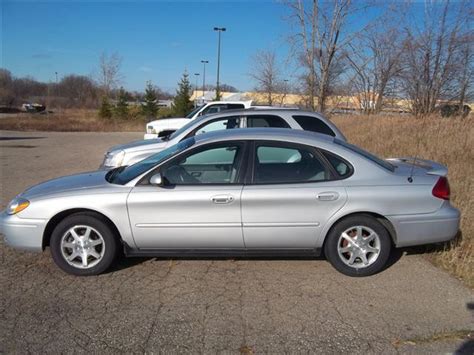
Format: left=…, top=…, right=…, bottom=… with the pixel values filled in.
left=193, top=127, right=335, bottom=145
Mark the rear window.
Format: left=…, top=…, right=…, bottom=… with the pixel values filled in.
left=293, top=115, right=335, bottom=136
left=335, top=140, right=394, bottom=172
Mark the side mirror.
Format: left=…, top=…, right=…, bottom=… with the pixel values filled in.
left=149, top=173, right=163, bottom=186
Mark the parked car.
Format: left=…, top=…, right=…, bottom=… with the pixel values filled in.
left=101, top=108, right=346, bottom=169
left=144, top=101, right=253, bottom=139
left=1, top=129, right=459, bottom=276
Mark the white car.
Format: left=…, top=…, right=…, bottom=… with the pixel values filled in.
left=144, top=101, right=253, bottom=139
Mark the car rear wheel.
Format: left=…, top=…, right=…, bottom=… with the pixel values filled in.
left=324, top=215, right=392, bottom=277
left=50, top=213, right=118, bottom=276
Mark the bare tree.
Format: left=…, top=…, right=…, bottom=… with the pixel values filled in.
left=249, top=50, right=283, bottom=105
left=97, top=52, right=123, bottom=97
left=285, top=0, right=356, bottom=112
left=59, top=74, right=98, bottom=108
left=400, top=0, right=471, bottom=115
left=346, top=16, right=405, bottom=114
left=455, top=33, right=474, bottom=112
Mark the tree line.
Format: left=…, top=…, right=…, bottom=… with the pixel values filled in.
left=250, top=0, right=473, bottom=116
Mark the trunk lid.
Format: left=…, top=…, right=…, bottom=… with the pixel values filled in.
left=386, top=157, right=448, bottom=177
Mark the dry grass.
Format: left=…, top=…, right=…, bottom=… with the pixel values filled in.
left=331, top=114, right=473, bottom=287
left=0, top=109, right=145, bottom=132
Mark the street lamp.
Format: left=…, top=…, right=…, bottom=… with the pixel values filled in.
left=201, top=60, right=209, bottom=98
left=194, top=73, right=200, bottom=107
left=213, top=27, right=226, bottom=100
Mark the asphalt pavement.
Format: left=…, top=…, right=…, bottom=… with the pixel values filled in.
left=0, top=130, right=472, bottom=354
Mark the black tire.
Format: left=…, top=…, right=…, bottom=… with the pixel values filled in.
left=324, top=215, right=392, bottom=277
left=50, top=213, right=119, bottom=276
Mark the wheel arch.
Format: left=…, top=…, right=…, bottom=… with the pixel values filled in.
left=42, top=208, right=124, bottom=249
left=321, top=211, right=397, bottom=253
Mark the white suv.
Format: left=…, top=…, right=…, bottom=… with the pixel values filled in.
left=101, top=109, right=347, bottom=169
left=144, top=101, right=253, bottom=139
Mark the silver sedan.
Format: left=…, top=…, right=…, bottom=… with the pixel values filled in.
left=1, top=129, right=460, bottom=276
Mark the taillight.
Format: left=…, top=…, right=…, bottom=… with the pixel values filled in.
left=432, top=176, right=450, bottom=200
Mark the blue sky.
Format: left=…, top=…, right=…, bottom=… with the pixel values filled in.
left=1, top=0, right=430, bottom=93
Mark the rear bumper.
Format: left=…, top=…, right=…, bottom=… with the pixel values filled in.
left=0, top=211, right=47, bottom=252
left=144, top=133, right=158, bottom=140
left=389, top=203, right=460, bottom=247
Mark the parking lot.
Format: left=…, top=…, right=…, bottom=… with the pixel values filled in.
left=0, top=130, right=473, bottom=354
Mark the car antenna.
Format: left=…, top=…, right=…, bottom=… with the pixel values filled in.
left=408, top=114, right=429, bottom=183
left=408, top=156, right=417, bottom=183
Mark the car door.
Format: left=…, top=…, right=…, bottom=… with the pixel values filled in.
left=241, top=141, right=347, bottom=249
left=127, top=141, right=247, bottom=249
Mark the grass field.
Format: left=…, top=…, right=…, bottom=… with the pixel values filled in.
left=1, top=110, right=472, bottom=286
left=0, top=109, right=145, bottom=132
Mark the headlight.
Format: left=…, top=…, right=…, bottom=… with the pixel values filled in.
left=7, top=197, right=30, bottom=215
left=102, top=150, right=125, bottom=168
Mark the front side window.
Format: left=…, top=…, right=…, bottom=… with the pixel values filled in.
left=194, top=116, right=240, bottom=136
left=292, top=115, right=336, bottom=136
left=253, top=144, right=329, bottom=184
left=161, top=144, right=243, bottom=185
left=246, top=115, right=290, bottom=128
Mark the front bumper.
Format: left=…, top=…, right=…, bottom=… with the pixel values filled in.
left=389, top=203, right=460, bottom=247
left=144, top=133, right=158, bottom=140
left=0, top=211, right=47, bottom=252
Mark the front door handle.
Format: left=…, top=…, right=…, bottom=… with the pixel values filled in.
left=211, top=195, right=234, bottom=204
left=317, top=192, right=339, bottom=201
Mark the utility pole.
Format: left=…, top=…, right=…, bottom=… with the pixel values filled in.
left=213, top=27, right=226, bottom=100
left=194, top=73, right=200, bottom=107
left=201, top=60, right=209, bottom=99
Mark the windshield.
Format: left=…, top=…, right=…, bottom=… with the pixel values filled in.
left=108, top=137, right=195, bottom=184
left=186, top=105, right=204, bottom=118
left=167, top=116, right=200, bottom=140
left=335, top=139, right=394, bottom=172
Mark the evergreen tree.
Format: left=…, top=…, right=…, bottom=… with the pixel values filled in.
left=99, top=95, right=112, bottom=119
left=172, top=71, right=193, bottom=117
left=142, top=81, right=158, bottom=118
left=115, top=86, right=129, bottom=119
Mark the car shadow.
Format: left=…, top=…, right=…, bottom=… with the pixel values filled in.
left=107, top=231, right=464, bottom=275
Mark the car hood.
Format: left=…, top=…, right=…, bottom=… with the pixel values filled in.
left=21, top=171, right=111, bottom=200
left=108, top=138, right=166, bottom=153
left=148, top=117, right=187, bottom=126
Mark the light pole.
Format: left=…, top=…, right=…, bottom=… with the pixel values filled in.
left=194, top=73, right=200, bottom=107
left=201, top=60, right=209, bottom=98
left=213, top=27, right=226, bottom=100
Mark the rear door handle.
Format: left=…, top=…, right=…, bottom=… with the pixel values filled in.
left=317, top=192, right=339, bottom=201
left=211, top=195, right=234, bottom=204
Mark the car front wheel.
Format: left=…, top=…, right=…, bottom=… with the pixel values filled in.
left=50, top=213, right=118, bottom=276
left=324, top=215, right=392, bottom=277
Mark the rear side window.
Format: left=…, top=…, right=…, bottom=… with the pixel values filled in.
left=322, top=151, right=352, bottom=178
left=247, top=115, right=290, bottom=128
left=254, top=144, right=329, bottom=184
left=293, top=115, right=335, bottom=136
left=227, top=104, right=245, bottom=110
left=201, top=103, right=244, bottom=115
